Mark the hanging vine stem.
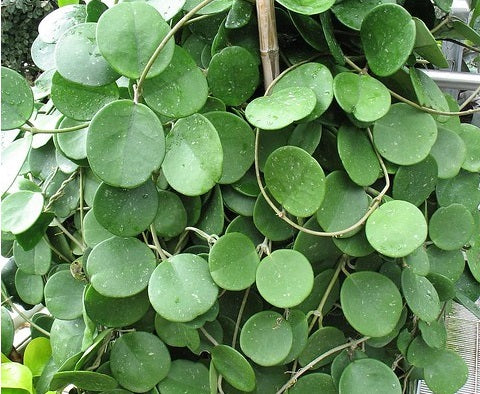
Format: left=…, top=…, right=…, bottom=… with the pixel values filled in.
left=308, top=255, right=348, bottom=332
left=53, top=219, right=86, bottom=252
left=200, top=326, right=219, bottom=346
left=21, top=123, right=89, bottom=134
left=149, top=224, right=169, bottom=261
left=79, top=168, right=85, bottom=242
left=43, top=236, right=72, bottom=263
left=136, top=0, right=215, bottom=96
left=184, top=226, right=219, bottom=246
left=344, top=56, right=480, bottom=116
left=254, top=119, right=390, bottom=237
left=276, top=336, right=370, bottom=393
left=44, top=169, right=79, bottom=212
left=231, top=287, right=251, bottom=349
left=1, top=289, right=51, bottom=337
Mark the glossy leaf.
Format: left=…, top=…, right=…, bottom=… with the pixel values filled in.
left=429, top=127, right=466, bottom=179
left=360, top=4, right=415, bottom=76
left=96, top=2, right=175, bottom=79
left=240, top=311, right=293, bottom=366
left=264, top=146, right=326, bottom=217
left=256, top=249, right=314, bottom=308
left=373, top=103, right=437, bottom=165
left=1, top=67, right=34, bottom=130
left=23, top=337, right=52, bottom=377
left=157, top=360, right=210, bottom=393
left=13, top=238, right=51, bottom=275
left=340, top=271, right=402, bottom=337
left=0, top=135, right=32, bottom=196
left=2, top=191, right=44, bottom=234
left=366, top=200, right=427, bottom=258
left=44, top=270, right=85, bottom=320
left=245, top=87, right=317, bottom=130
left=87, top=100, right=165, bottom=188
left=298, top=327, right=345, bottom=368
left=87, top=236, right=156, bottom=297
left=110, top=331, right=171, bottom=392
left=148, top=254, right=219, bottom=322
left=331, top=0, right=395, bottom=30
left=276, top=0, right=334, bottom=15
left=162, top=114, right=223, bottom=196
left=211, top=345, right=256, bottom=392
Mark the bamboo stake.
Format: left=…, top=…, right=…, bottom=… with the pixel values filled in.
left=256, top=0, right=280, bottom=90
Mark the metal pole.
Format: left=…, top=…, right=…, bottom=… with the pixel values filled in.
left=423, top=69, right=480, bottom=90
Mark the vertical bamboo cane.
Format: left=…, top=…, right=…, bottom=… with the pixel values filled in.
left=256, top=0, right=280, bottom=91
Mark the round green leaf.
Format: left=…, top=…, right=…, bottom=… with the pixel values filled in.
left=143, top=45, right=208, bottom=118
left=288, top=120, right=323, bottom=154
left=1, top=306, right=14, bottom=355
left=162, top=113, right=223, bottom=196
left=276, top=0, right=334, bottom=15
left=31, top=36, right=56, bottom=71
left=334, top=73, right=390, bottom=122
left=50, top=371, right=118, bottom=391
left=148, top=254, right=219, bottom=322
left=209, top=232, right=259, bottom=290
left=418, top=320, right=447, bottom=349
left=87, top=236, right=156, bottom=297
left=316, top=171, right=369, bottom=235
left=392, top=155, right=437, bottom=206
left=83, top=209, right=115, bottom=248
left=13, top=239, right=51, bottom=275
left=110, top=331, right=171, bottom=392
left=264, top=146, right=326, bottom=217
left=56, top=118, right=88, bottom=160
left=55, top=23, right=120, bottom=86
left=457, top=123, right=480, bottom=172
left=1, top=191, right=44, bottom=234
left=93, top=180, right=159, bottom=237
left=436, top=170, right=480, bottom=213
left=340, top=271, right=402, bottom=337
left=152, top=190, right=188, bottom=238
left=405, top=246, right=430, bottom=276
left=245, top=87, right=317, bottom=130
left=51, top=73, right=119, bottom=121
left=50, top=318, right=85, bottom=366
left=222, top=185, right=256, bottom=216
left=240, top=311, right=293, bottom=366
left=366, top=200, right=427, bottom=258
left=207, top=46, right=259, bottom=106
left=339, top=358, right=401, bottom=394
left=44, top=270, right=85, bottom=320
left=87, top=100, right=165, bottom=188
left=154, top=314, right=200, bottom=348
left=429, top=203, right=474, bottom=251
left=331, top=0, right=395, bottom=30
left=298, top=327, right=345, bottom=368
left=84, top=286, right=150, bottom=328
left=337, top=124, right=380, bottom=186
left=373, top=103, right=437, bottom=165
left=424, top=349, right=468, bottom=394
left=282, top=309, right=309, bottom=364
left=272, top=63, right=334, bottom=121
left=204, top=112, right=255, bottom=184
left=211, top=345, right=256, bottom=392
left=1, top=135, right=32, bottom=196
left=360, top=4, right=415, bottom=77
left=1, top=67, right=34, bottom=130
left=1, top=362, right=33, bottom=394
left=157, top=360, right=210, bottom=394
left=38, top=4, right=86, bottom=43
left=401, top=268, right=440, bottom=323
left=256, top=249, right=314, bottom=308
left=97, top=2, right=175, bottom=79
left=290, top=373, right=336, bottom=394
left=429, top=127, right=466, bottom=179
left=427, top=246, right=465, bottom=283
left=334, top=228, right=375, bottom=257
left=23, top=337, right=51, bottom=377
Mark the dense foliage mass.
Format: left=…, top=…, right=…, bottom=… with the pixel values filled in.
left=1, top=0, right=480, bottom=393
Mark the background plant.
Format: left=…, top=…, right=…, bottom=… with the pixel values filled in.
left=1, top=0, right=480, bottom=393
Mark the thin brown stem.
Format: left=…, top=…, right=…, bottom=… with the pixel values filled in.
left=308, top=255, right=347, bottom=332
left=53, top=219, right=86, bottom=252
left=200, top=326, right=219, bottom=346
left=459, top=85, right=480, bottom=110
left=232, top=287, right=250, bottom=348
left=150, top=224, right=168, bottom=261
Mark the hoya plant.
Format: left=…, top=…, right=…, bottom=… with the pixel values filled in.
left=2, top=0, right=480, bottom=393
